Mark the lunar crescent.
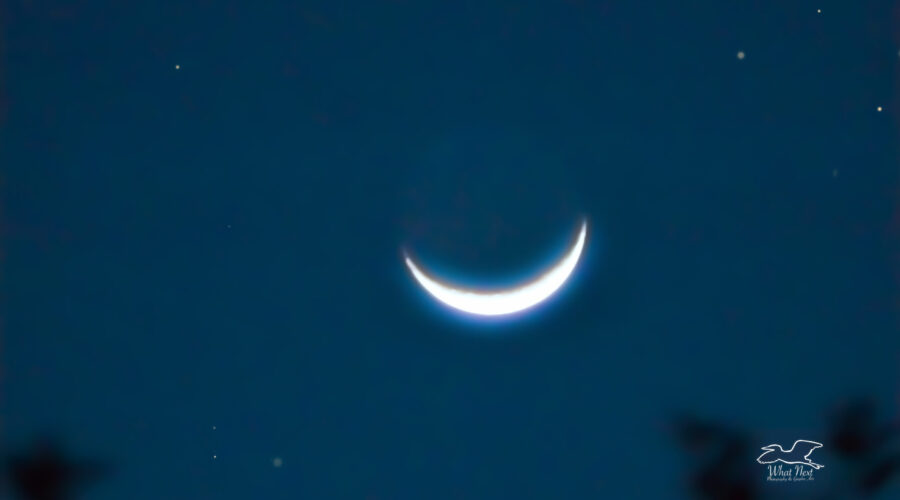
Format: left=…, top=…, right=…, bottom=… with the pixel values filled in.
left=404, top=220, right=588, bottom=316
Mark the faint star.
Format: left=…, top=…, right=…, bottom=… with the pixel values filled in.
left=817, top=9, right=821, bottom=14
left=175, top=64, right=180, bottom=70
left=213, top=455, right=217, bottom=460
left=833, top=169, right=838, bottom=177
left=736, top=51, right=745, bottom=60
left=212, top=426, right=216, bottom=430
left=273, top=457, right=283, bottom=468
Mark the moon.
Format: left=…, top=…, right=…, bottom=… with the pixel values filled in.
left=404, top=220, right=588, bottom=317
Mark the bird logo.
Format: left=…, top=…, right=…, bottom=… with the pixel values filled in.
left=756, top=440, right=825, bottom=470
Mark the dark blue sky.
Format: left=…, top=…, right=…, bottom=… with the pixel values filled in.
left=3, top=1, right=898, bottom=498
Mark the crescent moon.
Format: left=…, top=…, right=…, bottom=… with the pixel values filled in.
left=404, top=220, right=588, bottom=317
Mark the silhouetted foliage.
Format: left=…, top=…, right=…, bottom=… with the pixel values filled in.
left=828, top=399, right=881, bottom=458
left=826, top=397, right=900, bottom=497
left=5, top=438, right=108, bottom=500
left=859, top=453, right=900, bottom=495
left=671, top=396, right=899, bottom=500
left=671, top=415, right=759, bottom=500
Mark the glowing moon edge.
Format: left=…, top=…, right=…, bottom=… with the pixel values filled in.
left=403, top=220, right=588, bottom=317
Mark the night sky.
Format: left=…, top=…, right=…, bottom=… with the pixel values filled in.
left=3, top=1, right=899, bottom=499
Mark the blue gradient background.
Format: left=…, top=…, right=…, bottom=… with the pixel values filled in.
left=2, top=1, right=898, bottom=498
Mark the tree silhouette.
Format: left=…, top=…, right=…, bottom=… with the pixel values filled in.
left=671, top=415, right=759, bottom=500
left=826, top=397, right=900, bottom=497
left=671, top=395, right=900, bottom=500
left=4, top=437, right=108, bottom=500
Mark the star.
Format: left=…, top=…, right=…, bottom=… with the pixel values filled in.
left=833, top=169, right=839, bottom=177
left=817, top=9, right=821, bottom=14
left=273, top=457, right=283, bottom=468
left=212, top=426, right=216, bottom=430
left=174, top=64, right=180, bottom=70
left=213, top=455, right=217, bottom=460
left=736, top=51, right=745, bottom=60
left=877, top=106, right=883, bottom=112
